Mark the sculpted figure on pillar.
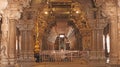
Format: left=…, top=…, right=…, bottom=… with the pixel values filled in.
left=0, top=0, right=8, bottom=13
left=0, top=14, right=9, bottom=64
left=1, top=23, right=8, bottom=57
left=1, top=46, right=7, bottom=56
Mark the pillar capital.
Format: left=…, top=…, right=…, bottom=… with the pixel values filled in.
left=17, top=23, right=34, bottom=31
left=9, top=0, right=31, bottom=8
left=5, top=9, right=21, bottom=20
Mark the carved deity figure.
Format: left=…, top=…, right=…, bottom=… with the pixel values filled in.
left=1, top=45, right=7, bottom=57
left=1, top=31, right=8, bottom=57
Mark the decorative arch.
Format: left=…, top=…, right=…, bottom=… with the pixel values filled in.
left=34, top=1, right=92, bottom=53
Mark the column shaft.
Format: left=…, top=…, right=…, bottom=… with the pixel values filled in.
left=110, top=18, right=118, bottom=64
left=8, top=19, right=17, bottom=64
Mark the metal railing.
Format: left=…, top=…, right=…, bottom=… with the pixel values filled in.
left=34, top=50, right=106, bottom=62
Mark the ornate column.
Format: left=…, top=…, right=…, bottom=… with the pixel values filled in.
left=8, top=19, right=18, bottom=64
left=18, top=23, right=34, bottom=61
left=0, top=0, right=32, bottom=66
left=118, top=0, right=120, bottom=64
left=110, top=17, right=118, bottom=65
left=1, top=14, right=9, bottom=65
left=105, top=1, right=119, bottom=64
left=0, top=0, right=8, bottom=65
left=25, top=30, right=34, bottom=60
left=20, top=30, right=25, bottom=59
left=99, top=0, right=119, bottom=65
left=1, top=7, right=21, bottom=66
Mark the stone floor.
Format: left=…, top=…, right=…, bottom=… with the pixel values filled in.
left=1, top=61, right=118, bottom=67
left=19, top=62, right=108, bottom=67
left=0, top=58, right=116, bottom=67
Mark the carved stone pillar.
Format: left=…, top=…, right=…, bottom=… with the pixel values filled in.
left=116, top=0, right=120, bottom=64
left=107, top=6, right=119, bottom=65
left=18, top=24, right=34, bottom=61
left=1, top=15, right=9, bottom=65
left=110, top=17, right=118, bottom=64
left=8, top=19, right=17, bottom=64
left=19, top=30, right=26, bottom=59
left=21, top=30, right=31, bottom=59
left=25, top=30, right=34, bottom=59
left=101, top=0, right=119, bottom=65
left=0, top=0, right=8, bottom=65
left=1, top=16, right=20, bottom=66
left=0, top=6, right=22, bottom=67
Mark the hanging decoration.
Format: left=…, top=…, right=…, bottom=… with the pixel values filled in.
left=34, top=17, right=40, bottom=54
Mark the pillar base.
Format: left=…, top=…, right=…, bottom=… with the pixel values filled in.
left=1, top=57, right=16, bottom=65
left=109, top=58, right=118, bottom=65
left=0, top=64, right=16, bottom=67
left=8, top=58, right=16, bottom=65
left=1, top=58, right=9, bottom=65
left=109, top=64, right=120, bottom=67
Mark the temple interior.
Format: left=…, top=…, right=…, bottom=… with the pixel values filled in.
left=0, top=0, right=120, bottom=67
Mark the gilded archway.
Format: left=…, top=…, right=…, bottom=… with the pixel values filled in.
left=34, top=1, right=92, bottom=53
